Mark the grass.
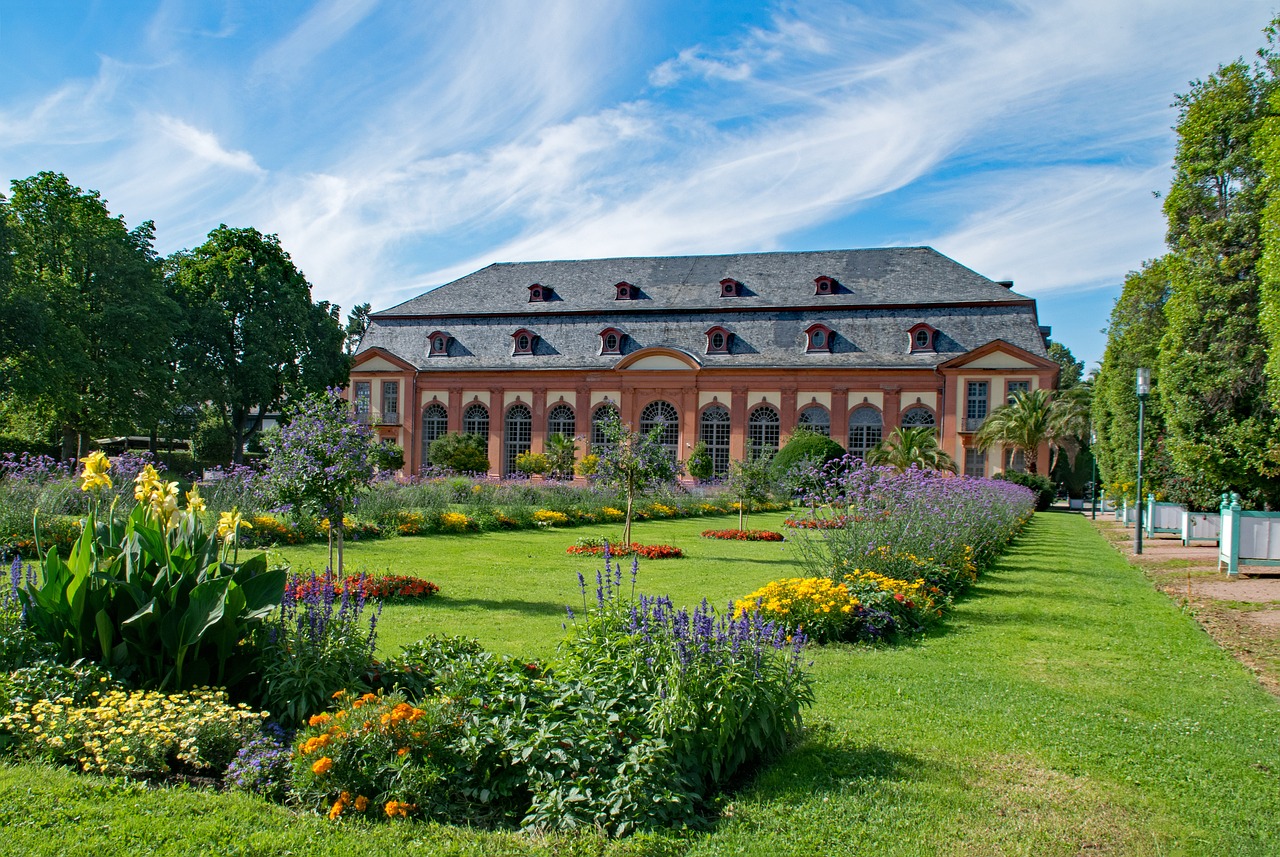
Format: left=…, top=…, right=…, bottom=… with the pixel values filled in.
left=2, top=511, right=1278, bottom=855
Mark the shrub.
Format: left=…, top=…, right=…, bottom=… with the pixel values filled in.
left=371, top=441, right=405, bottom=473
left=994, top=470, right=1055, bottom=511
left=771, top=430, right=845, bottom=483
left=686, top=441, right=714, bottom=482
left=514, top=451, right=551, bottom=476
left=428, top=433, right=489, bottom=474
left=193, top=409, right=235, bottom=467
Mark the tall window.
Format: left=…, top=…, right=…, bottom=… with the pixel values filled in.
left=966, top=381, right=989, bottom=431
left=639, top=400, right=679, bottom=461
left=1006, top=380, right=1030, bottom=404
left=900, top=406, right=935, bottom=428
left=462, top=402, right=489, bottom=438
left=797, top=405, right=830, bottom=437
left=747, top=405, right=780, bottom=459
left=699, top=405, right=731, bottom=476
left=591, top=403, right=618, bottom=449
left=965, top=448, right=987, bottom=478
left=547, top=403, right=575, bottom=438
left=381, top=381, right=399, bottom=423
left=1004, top=448, right=1026, bottom=473
left=504, top=404, right=532, bottom=476
left=354, top=382, right=371, bottom=423
left=847, top=406, right=883, bottom=458
left=421, top=403, right=448, bottom=468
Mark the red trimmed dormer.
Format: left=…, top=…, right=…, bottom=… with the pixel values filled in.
left=512, top=328, right=537, bottom=356
left=805, top=323, right=834, bottom=353
left=599, top=326, right=624, bottom=355
left=527, top=283, right=553, bottom=303
left=719, top=278, right=743, bottom=298
left=427, top=330, right=452, bottom=357
left=908, top=322, right=937, bottom=353
left=814, top=275, right=839, bottom=296
left=614, top=281, right=638, bottom=300
left=705, top=325, right=731, bottom=354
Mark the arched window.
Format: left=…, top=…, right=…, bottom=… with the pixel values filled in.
left=705, top=326, right=731, bottom=354
left=639, top=400, right=679, bottom=461
left=421, top=403, right=448, bottom=469
left=463, top=403, right=489, bottom=438
left=699, top=405, right=731, bottom=476
left=900, top=406, right=936, bottom=428
left=747, top=404, right=780, bottom=459
left=547, top=403, right=575, bottom=438
left=590, top=402, right=619, bottom=449
left=797, top=404, right=830, bottom=437
left=503, top=404, right=532, bottom=476
left=847, top=406, right=883, bottom=459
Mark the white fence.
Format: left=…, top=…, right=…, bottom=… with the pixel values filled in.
left=1182, top=511, right=1220, bottom=546
left=1218, top=493, right=1280, bottom=577
left=1145, top=496, right=1184, bottom=537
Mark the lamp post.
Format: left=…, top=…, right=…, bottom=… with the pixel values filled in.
left=1134, top=368, right=1150, bottom=555
left=1090, top=428, right=1098, bottom=520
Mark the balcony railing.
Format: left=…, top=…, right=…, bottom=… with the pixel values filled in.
left=377, top=411, right=401, bottom=426
left=962, top=416, right=987, bottom=433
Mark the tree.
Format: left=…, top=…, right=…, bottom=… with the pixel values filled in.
left=169, top=226, right=349, bottom=462
left=866, top=427, right=957, bottom=473
left=265, top=389, right=374, bottom=575
left=1158, top=60, right=1280, bottom=506
left=1046, top=340, right=1084, bottom=389
left=975, top=389, right=1077, bottom=475
left=592, top=411, right=681, bottom=545
left=545, top=432, right=577, bottom=479
left=686, top=440, right=714, bottom=482
left=725, top=453, right=776, bottom=530
left=345, top=302, right=371, bottom=356
left=6, top=172, right=177, bottom=458
left=427, top=432, right=489, bottom=473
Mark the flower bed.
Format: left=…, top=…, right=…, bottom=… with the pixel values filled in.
left=287, top=573, right=440, bottom=601
left=784, top=514, right=848, bottom=529
left=566, top=542, right=684, bottom=559
left=701, top=528, right=784, bottom=541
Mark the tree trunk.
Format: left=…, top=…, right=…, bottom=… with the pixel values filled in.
left=336, top=497, right=345, bottom=576
left=61, top=426, right=77, bottom=462
left=231, top=407, right=246, bottom=465
left=624, top=492, right=633, bottom=547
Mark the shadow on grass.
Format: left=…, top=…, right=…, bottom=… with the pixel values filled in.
left=435, top=596, right=570, bottom=617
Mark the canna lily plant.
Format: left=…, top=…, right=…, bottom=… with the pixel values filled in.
left=18, top=457, right=285, bottom=691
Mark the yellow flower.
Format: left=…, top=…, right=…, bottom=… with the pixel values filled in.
left=217, top=507, right=252, bottom=540
left=353, top=795, right=369, bottom=812
left=384, top=800, right=414, bottom=818
left=79, top=451, right=112, bottom=492
left=311, top=756, right=334, bottom=775
left=185, top=486, right=206, bottom=514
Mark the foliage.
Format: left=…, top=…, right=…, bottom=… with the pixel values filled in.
left=974, top=388, right=1089, bottom=475
left=590, top=411, right=682, bottom=545
left=427, top=432, right=489, bottom=474
left=1045, top=340, right=1084, bottom=389
left=700, top=529, right=784, bottom=541
left=224, top=724, right=293, bottom=803
left=168, top=225, right=348, bottom=463
left=994, top=470, right=1055, bottom=511
left=574, top=452, right=600, bottom=478
left=265, top=389, right=374, bottom=574
left=770, top=430, right=845, bottom=485
left=865, top=426, right=957, bottom=473
left=1, top=686, right=268, bottom=777
left=192, top=406, right=235, bottom=468
left=514, top=451, right=551, bottom=476
left=725, top=452, right=776, bottom=531
left=253, top=569, right=382, bottom=726
left=545, top=433, right=577, bottom=479
left=685, top=440, right=714, bottom=482
left=371, top=441, right=405, bottom=473
left=17, top=460, right=285, bottom=690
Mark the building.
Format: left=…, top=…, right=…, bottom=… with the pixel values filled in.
left=349, top=247, right=1059, bottom=478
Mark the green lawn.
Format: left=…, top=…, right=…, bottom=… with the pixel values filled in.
left=2, top=511, right=1278, bottom=855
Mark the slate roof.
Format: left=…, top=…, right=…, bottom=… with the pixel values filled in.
left=359, top=247, right=1048, bottom=372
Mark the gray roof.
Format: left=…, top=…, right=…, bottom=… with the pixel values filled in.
left=360, top=247, right=1048, bottom=372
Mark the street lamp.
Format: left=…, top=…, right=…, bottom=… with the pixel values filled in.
left=1090, top=428, right=1098, bottom=520
left=1134, top=368, right=1151, bottom=555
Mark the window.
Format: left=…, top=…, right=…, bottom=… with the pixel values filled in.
left=965, top=447, right=987, bottom=478
left=797, top=405, right=830, bottom=437
left=599, top=328, right=623, bottom=355
left=614, top=281, right=636, bottom=300
left=639, top=400, right=679, bottom=461
left=706, top=326, right=730, bottom=354
left=528, top=283, right=551, bottom=302
left=1004, top=448, right=1026, bottom=473
left=965, top=381, right=989, bottom=431
left=462, top=402, right=489, bottom=438
left=1006, top=380, right=1030, bottom=404
left=421, top=403, right=448, bottom=468
left=747, top=405, right=780, bottom=459
left=591, top=403, right=618, bottom=449
left=847, top=406, right=883, bottom=458
left=512, top=329, right=536, bottom=355
left=915, top=329, right=930, bottom=348
left=814, top=276, right=837, bottom=295
left=428, top=330, right=450, bottom=357
left=381, top=381, right=399, bottom=423
left=805, top=324, right=833, bottom=352
left=908, top=324, right=936, bottom=352
left=699, top=405, right=731, bottom=476
left=354, top=382, right=371, bottom=424
left=547, top=403, right=575, bottom=438
left=504, top=404, right=532, bottom=476
left=720, top=278, right=742, bottom=297
left=900, top=406, right=936, bottom=428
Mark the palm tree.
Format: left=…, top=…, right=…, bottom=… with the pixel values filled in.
left=974, top=387, right=1091, bottom=475
left=866, top=426, right=958, bottom=473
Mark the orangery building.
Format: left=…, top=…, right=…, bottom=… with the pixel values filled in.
left=349, top=247, right=1059, bottom=479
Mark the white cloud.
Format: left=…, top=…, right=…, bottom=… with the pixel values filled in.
left=155, top=116, right=263, bottom=175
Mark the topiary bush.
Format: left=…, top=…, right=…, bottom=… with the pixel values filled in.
left=771, top=430, right=845, bottom=483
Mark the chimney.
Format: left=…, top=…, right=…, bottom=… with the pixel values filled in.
left=996, top=280, right=1014, bottom=289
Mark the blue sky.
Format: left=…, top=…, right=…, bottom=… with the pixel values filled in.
left=0, top=1, right=1270, bottom=371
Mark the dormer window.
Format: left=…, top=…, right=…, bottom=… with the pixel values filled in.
left=512, top=328, right=537, bottom=356
left=427, top=330, right=451, bottom=357
left=814, top=276, right=839, bottom=295
left=907, top=323, right=937, bottom=353
left=805, top=323, right=834, bottom=353
left=705, top=325, right=731, bottom=354
left=614, top=281, right=637, bottom=300
left=599, top=327, right=624, bottom=355
left=527, top=283, right=552, bottom=303
left=720, top=278, right=743, bottom=298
